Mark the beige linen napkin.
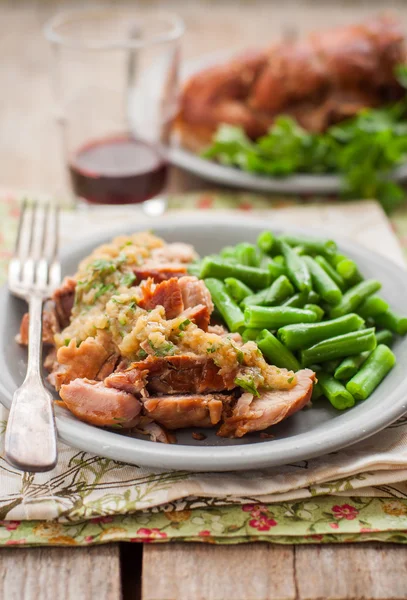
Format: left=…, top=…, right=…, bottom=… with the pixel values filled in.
left=1, top=200, right=407, bottom=523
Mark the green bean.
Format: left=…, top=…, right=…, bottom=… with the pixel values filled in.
left=293, top=246, right=306, bottom=256
left=200, top=258, right=271, bottom=289
left=375, top=329, right=394, bottom=347
left=235, top=243, right=260, bottom=267
left=300, top=328, right=377, bottom=367
left=335, top=329, right=395, bottom=381
left=324, top=359, right=341, bottom=374
left=307, top=290, right=321, bottom=304
left=187, top=263, right=202, bottom=277
left=311, top=381, right=323, bottom=401
left=277, top=234, right=337, bottom=257
left=224, top=277, right=253, bottom=303
left=220, top=246, right=238, bottom=261
left=374, top=309, right=407, bottom=335
left=278, top=313, right=365, bottom=351
left=273, top=255, right=285, bottom=266
left=358, top=294, right=389, bottom=319
left=242, top=328, right=262, bottom=342
left=304, top=304, right=325, bottom=321
left=241, top=275, right=294, bottom=309
left=317, top=371, right=355, bottom=410
left=330, top=253, right=347, bottom=267
left=346, top=272, right=364, bottom=288
left=259, top=254, right=272, bottom=268
left=346, top=345, right=396, bottom=401
left=267, top=259, right=286, bottom=279
left=257, top=231, right=275, bottom=254
left=314, top=255, right=346, bottom=290
left=282, top=292, right=308, bottom=308
left=204, top=278, right=245, bottom=333
left=280, top=241, right=312, bottom=293
left=303, top=255, right=342, bottom=305
left=244, top=306, right=317, bottom=330
left=334, top=352, right=370, bottom=381
left=329, top=279, right=381, bottom=319
left=336, top=258, right=358, bottom=280
left=257, top=330, right=300, bottom=372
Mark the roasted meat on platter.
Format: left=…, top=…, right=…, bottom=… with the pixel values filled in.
left=176, top=16, right=405, bottom=151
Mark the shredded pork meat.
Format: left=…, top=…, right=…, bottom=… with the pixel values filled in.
left=18, top=231, right=316, bottom=442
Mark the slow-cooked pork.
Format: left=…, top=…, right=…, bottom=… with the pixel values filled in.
left=176, top=16, right=405, bottom=150
left=143, top=393, right=231, bottom=429
left=131, top=354, right=237, bottom=394
left=59, top=378, right=142, bottom=428
left=18, top=230, right=316, bottom=441
left=218, top=369, right=316, bottom=438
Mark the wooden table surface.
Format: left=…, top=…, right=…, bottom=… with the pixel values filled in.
left=1, top=1, right=407, bottom=598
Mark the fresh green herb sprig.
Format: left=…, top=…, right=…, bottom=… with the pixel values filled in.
left=203, top=65, right=407, bottom=213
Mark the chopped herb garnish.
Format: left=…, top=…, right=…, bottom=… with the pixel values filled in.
left=234, top=376, right=260, bottom=397
left=128, top=301, right=137, bottom=310
left=179, top=319, right=191, bottom=331
left=64, top=338, right=71, bottom=346
left=231, top=342, right=244, bottom=364
left=118, top=315, right=127, bottom=326
left=121, top=272, right=136, bottom=287
left=137, top=348, right=148, bottom=360
left=148, top=339, right=175, bottom=357
left=206, top=344, right=216, bottom=354
left=287, top=376, right=294, bottom=384
left=91, top=258, right=116, bottom=274
left=94, top=283, right=116, bottom=300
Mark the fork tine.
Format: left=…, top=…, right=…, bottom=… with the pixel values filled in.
left=36, top=204, right=50, bottom=287
left=21, top=202, right=37, bottom=287
left=26, top=201, right=37, bottom=259
left=8, top=200, right=28, bottom=286
left=13, top=199, right=27, bottom=258
left=50, top=204, right=59, bottom=262
left=47, top=205, right=61, bottom=288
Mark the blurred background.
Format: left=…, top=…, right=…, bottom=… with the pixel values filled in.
left=1, top=0, right=407, bottom=197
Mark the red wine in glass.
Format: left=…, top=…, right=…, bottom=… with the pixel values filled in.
left=68, top=135, right=168, bottom=205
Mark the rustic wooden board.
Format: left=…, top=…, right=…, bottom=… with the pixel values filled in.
left=142, top=543, right=407, bottom=600
left=295, top=544, right=407, bottom=600
left=0, top=545, right=122, bottom=600
left=142, top=544, right=296, bottom=600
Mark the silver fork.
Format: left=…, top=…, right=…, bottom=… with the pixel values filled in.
left=5, top=201, right=60, bottom=472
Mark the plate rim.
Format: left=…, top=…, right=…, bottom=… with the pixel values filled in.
left=1, top=213, right=407, bottom=471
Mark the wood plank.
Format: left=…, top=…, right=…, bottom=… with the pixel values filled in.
left=295, top=544, right=407, bottom=600
left=142, top=543, right=296, bottom=600
left=143, top=544, right=407, bottom=600
left=0, top=545, right=122, bottom=600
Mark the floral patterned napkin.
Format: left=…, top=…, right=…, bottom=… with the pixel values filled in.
left=1, top=192, right=407, bottom=547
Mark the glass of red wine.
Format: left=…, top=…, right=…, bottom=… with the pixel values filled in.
left=44, top=7, right=184, bottom=213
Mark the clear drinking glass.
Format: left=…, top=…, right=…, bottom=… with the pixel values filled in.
left=44, top=7, right=184, bottom=213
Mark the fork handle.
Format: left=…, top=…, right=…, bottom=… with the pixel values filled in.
left=5, top=295, right=58, bottom=472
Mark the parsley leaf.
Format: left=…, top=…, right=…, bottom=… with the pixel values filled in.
left=121, top=272, right=136, bottom=287
left=137, top=348, right=148, bottom=360
left=179, top=318, right=191, bottom=331
left=148, top=339, right=175, bottom=357
left=203, top=73, right=407, bottom=215
left=234, top=376, right=260, bottom=397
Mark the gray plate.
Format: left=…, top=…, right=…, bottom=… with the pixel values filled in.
left=168, top=50, right=407, bottom=194
left=0, top=215, right=406, bottom=471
